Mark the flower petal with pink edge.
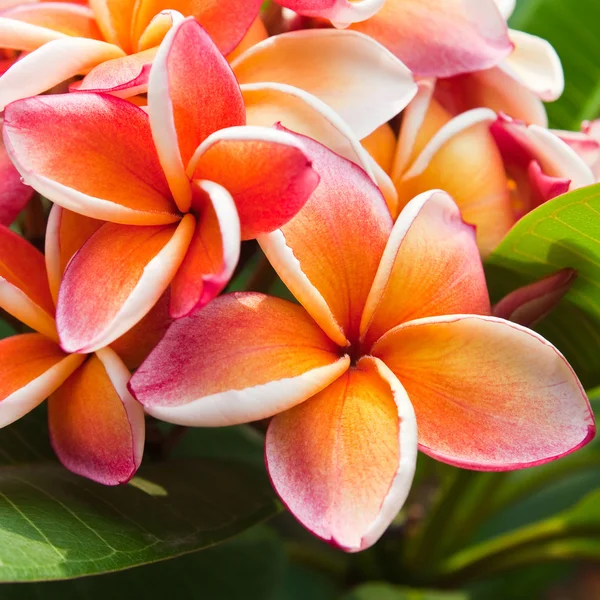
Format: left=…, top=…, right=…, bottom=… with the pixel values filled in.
left=527, top=160, right=570, bottom=207
left=350, top=0, right=512, bottom=78
left=0, top=225, right=57, bottom=339
left=74, top=48, right=157, bottom=98
left=501, top=30, right=564, bottom=102
left=187, top=126, right=318, bottom=240
left=136, top=9, right=185, bottom=51
left=132, top=0, right=262, bottom=57
left=554, top=125, right=600, bottom=175
left=259, top=129, right=392, bottom=347
left=44, top=205, right=104, bottom=304
left=129, top=293, right=350, bottom=427
left=89, top=0, right=137, bottom=52
left=148, top=17, right=245, bottom=212
left=1, top=3, right=102, bottom=39
left=226, top=16, right=267, bottom=62
left=56, top=215, right=195, bottom=354
left=0, top=334, right=84, bottom=428
left=0, top=38, right=125, bottom=109
left=0, top=16, right=67, bottom=51
left=373, top=315, right=595, bottom=470
left=277, top=0, right=384, bottom=27
left=170, top=181, right=240, bottom=318
left=360, top=191, right=491, bottom=350
left=232, top=29, right=416, bottom=140
left=0, top=122, right=34, bottom=225
left=48, top=347, right=145, bottom=485
left=493, top=269, right=576, bottom=328
left=266, top=356, right=417, bottom=552
left=3, top=93, right=178, bottom=224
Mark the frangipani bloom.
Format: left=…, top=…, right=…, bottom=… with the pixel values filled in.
left=386, top=83, right=594, bottom=256
left=556, top=120, right=600, bottom=181
left=3, top=17, right=319, bottom=353
left=129, top=132, right=594, bottom=552
left=434, top=0, right=564, bottom=127
left=0, top=0, right=386, bottom=108
left=0, top=215, right=172, bottom=484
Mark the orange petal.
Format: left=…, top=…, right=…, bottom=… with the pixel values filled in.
left=129, top=292, right=350, bottom=426
left=0, top=333, right=84, bottom=427
left=373, top=315, right=595, bottom=470
left=75, top=47, right=157, bottom=97
left=48, top=347, right=145, bottom=485
left=187, top=126, right=319, bottom=240
left=170, top=181, right=240, bottom=318
left=0, top=37, right=125, bottom=109
left=3, top=93, right=179, bottom=224
left=132, top=0, right=262, bottom=55
left=395, top=104, right=514, bottom=257
left=232, top=29, right=416, bottom=139
left=0, top=224, right=57, bottom=339
left=89, top=0, right=137, bottom=52
left=259, top=129, right=392, bottom=347
left=148, top=17, right=245, bottom=212
left=56, top=215, right=195, bottom=354
left=266, top=356, right=417, bottom=552
left=360, top=191, right=491, bottom=350
left=361, top=123, right=396, bottom=175
left=2, top=3, right=102, bottom=39
left=136, top=9, right=184, bottom=51
left=110, top=291, right=172, bottom=370
left=350, top=0, right=512, bottom=78
left=226, top=16, right=267, bottom=63
left=45, top=205, right=104, bottom=305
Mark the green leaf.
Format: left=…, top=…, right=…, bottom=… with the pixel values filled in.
left=0, top=409, right=279, bottom=582
left=344, top=583, right=468, bottom=600
left=485, top=183, right=600, bottom=388
left=1, top=526, right=285, bottom=600
left=510, top=0, right=600, bottom=129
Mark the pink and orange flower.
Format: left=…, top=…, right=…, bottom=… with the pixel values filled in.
left=129, top=132, right=595, bottom=551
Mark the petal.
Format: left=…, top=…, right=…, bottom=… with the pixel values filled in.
left=56, top=215, right=195, bottom=354
left=395, top=104, right=514, bottom=257
left=435, top=68, right=549, bottom=127
left=360, top=191, right=491, bottom=350
left=132, top=0, right=262, bottom=56
left=1, top=3, right=102, bottom=39
left=232, top=29, right=417, bottom=139
left=494, top=0, right=515, bottom=19
left=148, top=17, right=245, bottom=212
left=266, top=356, right=417, bottom=552
left=527, top=159, right=570, bottom=208
left=136, top=9, right=185, bottom=51
left=44, top=205, right=104, bottom=304
left=350, top=0, right=512, bottom=78
left=74, top=47, right=157, bottom=98
left=110, top=291, right=172, bottom=370
left=362, top=123, right=396, bottom=175
left=3, top=93, right=179, bottom=224
left=130, top=292, right=350, bottom=426
left=501, top=30, right=564, bottom=102
left=0, top=37, right=125, bottom=109
left=226, top=16, right=268, bottom=62
left=0, top=224, right=57, bottom=339
left=48, top=347, right=145, bottom=485
left=187, top=126, right=319, bottom=240
left=554, top=125, right=600, bottom=175
left=492, top=268, right=576, bottom=327
left=0, top=121, right=34, bottom=225
left=170, top=181, right=240, bottom=318
left=0, top=15, right=67, bottom=51
left=0, top=333, right=84, bottom=428
left=373, top=315, right=595, bottom=469
left=259, top=129, right=393, bottom=347
left=276, top=0, right=385, bottom=27
left=89, top=0, right=137, bottom=52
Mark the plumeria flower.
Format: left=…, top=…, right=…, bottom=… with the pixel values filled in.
left=3, top=17, right=320, bottom=354
left=129, top=131, right=594, bottom=552
left=434, top=0, right=564, bottom=127
left=375, top=82, right=595, bottom=256
left=0, top=0, right=386, bottom=108
left=0, top=214, right=171, bottom=484
left=555, top=120, right=600, bottom=181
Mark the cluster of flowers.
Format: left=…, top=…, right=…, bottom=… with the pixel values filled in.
left=0, top=0, right=598, bottom=552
